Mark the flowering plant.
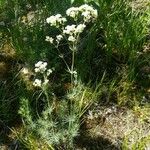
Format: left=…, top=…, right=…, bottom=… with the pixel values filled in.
left=21, top=4, right=98, bottom=148
left=33, top=61, right=53, bottom=89
left=45, top=4, right=98, bottom=85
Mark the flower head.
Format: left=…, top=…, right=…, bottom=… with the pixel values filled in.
left=68, top=36, right=76, bottom=42
left=46, top=14, right=66, bottom=27
left=47, top=69, right=53, bottom=76
left=66, top=5, right=98, bottom=22
left=46, top=15, right=57, bottom=26
left=33, top=79, right=42, bottom=87
left=35, top=61, right=48, bottom=73
left=45, top=36, right=54, bottom=44
left=66, top=7, right=80, bottom=19
left=76, top=24, right=86, bottom=33
left=63, top=25, right=76, bottom=35
left=43, top=79, right=49, bottom=86
left=79, top=4, right=98, bottom=22
left=56, top=34, right=63, bottom=43
left=21, top=67, right=29, bottom=75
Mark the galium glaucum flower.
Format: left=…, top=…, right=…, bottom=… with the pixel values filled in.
left=35, top=61, right=48, bottom=73
left=79, top=4, right=98, bottom=22
left=21, top=67, right=29, bottom=75
left=33, top=61, right=53, bottom=88
left=33, top=79, right=42, bottom=87
left=82, top=11, right=91, bottom=20
left=43, top=79, right=49, bottom=86
left=56, top=34, right=63, bottom=43
left=63, top=25, right=76, bottom=35
left=66, top=4, right=98, bottom=22
left=68, top=36, right=76, bottom=42
left=69, top=70, right=77, bottom=74
left=45, top=36, right=54, bottom=44
left=76, top=24, right=86, bottom=33
left=66, top=7, right=80, bottom=18
left=55, top=14, right=61, bottom=19
left=35, top=61, right=43, bottom=68
left=47, top=69, right=53, bottom=76
left=79, top=4, right=93, bottom=11
left=46, top=14, right=67, bottom=27
left=46, top=16, right=57, bottom=26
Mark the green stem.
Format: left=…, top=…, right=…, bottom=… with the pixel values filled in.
left=71, top=48, right=75, bottom=85
left=55, top=46, right=71, bottom=72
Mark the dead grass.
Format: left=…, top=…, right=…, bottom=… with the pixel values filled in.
left=81, top=104, right=150, bottom=149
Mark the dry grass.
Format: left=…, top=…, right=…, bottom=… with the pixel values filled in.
left=82, top=104, right=150, bottom=149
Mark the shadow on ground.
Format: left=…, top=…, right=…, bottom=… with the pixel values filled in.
left=75, top=134, right=120, bottom=150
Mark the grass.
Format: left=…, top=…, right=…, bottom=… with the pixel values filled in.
left=0, top=0, right=150, bottom=149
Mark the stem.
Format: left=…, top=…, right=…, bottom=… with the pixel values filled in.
left=70, top=35, right=79, bottom=85
left=42, top=77, right=55, bottom=135
left=71, top=48, right=75, bottom=85
left=55, top=46, right=71, bottom=72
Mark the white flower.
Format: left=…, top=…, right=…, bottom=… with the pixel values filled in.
left=34, top=68, right=40, bottom=73
left=61, top=17, right=67, bottom=23
left=43, top=79, right=49, bottom=86
left=56, top=34, right=63, bottom=42
left=76, top=24, right=86, bottom=33
left=33, top=79, right=42, bottom=87
left=46, top=15, right=57, bottom=26
left=82, top=11, right=91, bottom=22
left=21, top=67, right=29, bottom=75
left=79, top=4, right=88, bottom=11
left=69, top=70, right=77, bottom=75
left=35, top=61, right=43, bottom=68
left=47, top=69, right=53, bottom=76
left=66, top=7, right=79, bottom=18
left=73, top=70, right=77, bottom=75
left=42, top=62, right=48, bottom=69
left=68, top=36, right=76, bottom=42
left=45, top=36, right=54, bottom=44
left=46, top=14, right=67, bottom=27
left=93, top=9, right=98, bottom=18
left=82, top=11, right=90, bottom=17
left=55, top=14, right=63, bottom=24
left=35, top=61, right=47, bottom=73
left=79, top=4, right=94, bottom=12
left=63, top=25, right=76, bottom=35
left=79, top=4, right=98, bottom=22
left=55, top=14, right=62, bottom=19
left=39, top=63, right=47, bottom=73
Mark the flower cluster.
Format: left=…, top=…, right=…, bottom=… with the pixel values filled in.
left=34, top=61, right=48, bottom=73
left=46, top=14, right=67, bottom=27
left=63, top=24, right=86, bottom=35
left=66, top=7, right=80, bottom=19
left=66, top=4, right=98, bottom=22
left=45, top=36, right=54, bottom=44
left=33, top=61, right=53, bottom=87
left=63, top=24, right=86, bottom=42
left=56, top=34, right=63, bottom=43
left=33, top=78, right=42, bottom=87
left=46, top=4, right=98, bottom=44
left=45, top=34, right=64, bottom=44
left=21, top=67, right=29, bottom=75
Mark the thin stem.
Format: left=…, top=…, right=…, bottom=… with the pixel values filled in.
left=70, top=33, right=79, bottom=85
left=55, top=45, right=71, bottom=72
left=42, top=76, right=55, bottom=135
left=71, top=47, right=75, bottom=85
